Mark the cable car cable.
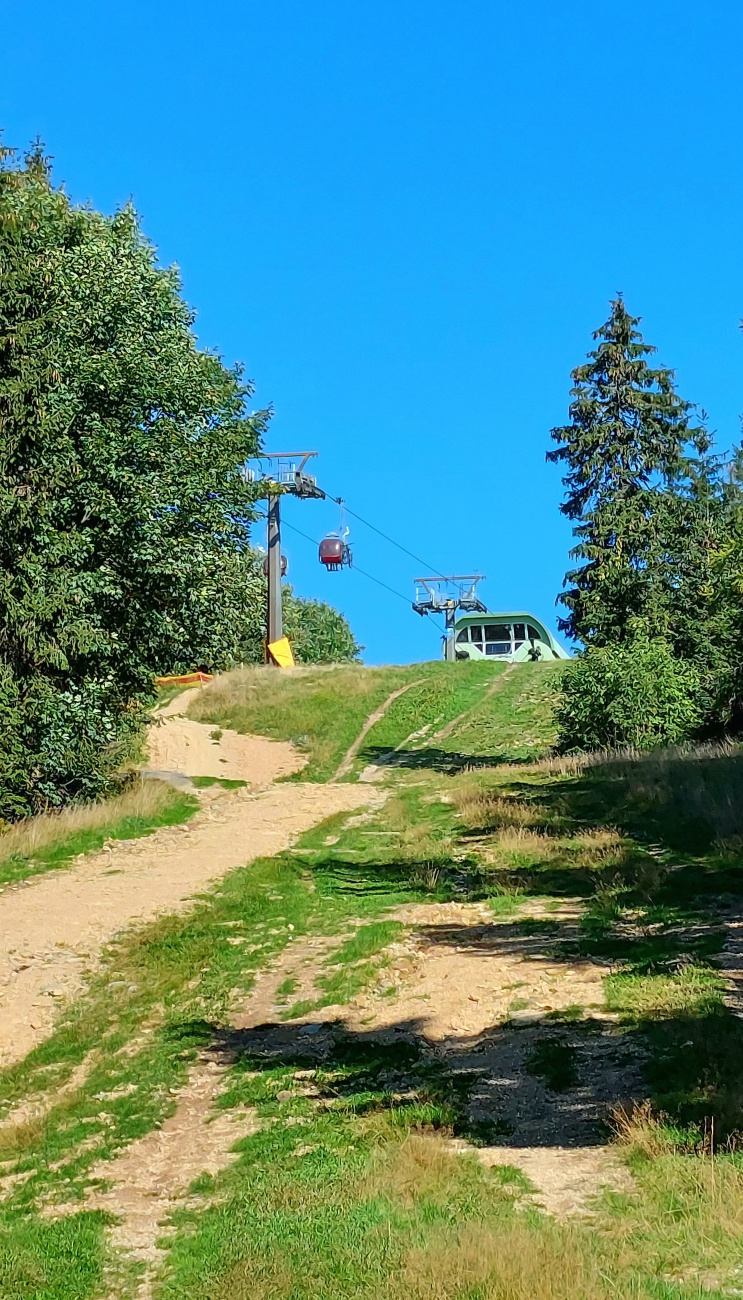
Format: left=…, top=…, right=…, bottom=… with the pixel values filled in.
left=279, top=516, right=446, bottom=632
left=323, top=496, right=446, bottom=580
left=258, top=484, right=450, bottom=584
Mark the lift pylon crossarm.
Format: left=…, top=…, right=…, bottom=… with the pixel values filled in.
left=413, top=574, right=486, bottom=613
left=411, top=574, right=487, bottom=662
left=246, top=451, right=326, bottom=500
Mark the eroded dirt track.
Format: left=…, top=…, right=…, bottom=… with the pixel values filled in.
left=0, top=783, right=376, bottom=1067
left=145, top=686, right=305, bottom=785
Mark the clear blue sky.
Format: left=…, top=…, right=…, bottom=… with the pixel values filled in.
left=3, top=1, right=743, bottom=664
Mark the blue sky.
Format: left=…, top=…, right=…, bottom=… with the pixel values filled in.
left=3, top=1, right=743, bottom=664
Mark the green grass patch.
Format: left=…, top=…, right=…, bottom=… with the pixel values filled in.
left=190, top=776, right=247, bottom=790
left=441, top=662, right=566, bottom=765
left=0, top=783, right=198, bottom=887
left=276, top=977, right=299, bottom=1001
left=358, top=663, right=500, bottom=760
left=0, top=1210, right=110, bottom=1300
left=487, top=891, right=524, bottom=916
left=328, top=921, right=404, bottom=967
left=282, top=922, right=406, bottom=1017
left=8, top=664, right=743, bottom=1297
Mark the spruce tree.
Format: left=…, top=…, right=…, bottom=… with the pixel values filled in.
left=548, top=297, right=709, bottom=646
left=705, top=447, right=743, bottom=727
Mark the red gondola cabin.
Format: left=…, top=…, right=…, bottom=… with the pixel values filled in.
left=319, top=534, right=351, bottom=571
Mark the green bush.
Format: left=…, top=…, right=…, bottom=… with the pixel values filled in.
left=555, top=640, right=701, bottom=752
left=283, top=588, right=362, bottom=664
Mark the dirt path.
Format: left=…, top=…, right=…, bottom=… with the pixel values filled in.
left=0, top=783, right=380, bottom=1067
left=73, top=943, right=333, bottom=1299
left=333, top=680, right=423, bottom=780
left=273, top=898, right=640, bottom=1215
left=68, top=904, right=632, bottom=1290
left=86, top=1056, right=258, bottom=1277
left=145, top=686, right=304, bottom=786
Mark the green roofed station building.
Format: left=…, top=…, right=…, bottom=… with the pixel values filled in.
left=453, top=613, right=570, bottom=663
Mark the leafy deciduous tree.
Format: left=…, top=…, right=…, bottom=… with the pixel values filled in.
left=0, top=144, right=266, bottom=816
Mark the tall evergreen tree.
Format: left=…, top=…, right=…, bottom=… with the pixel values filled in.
left=548, top=297, right=709, bottom=646
left=705, top=447, right=743, bottom=727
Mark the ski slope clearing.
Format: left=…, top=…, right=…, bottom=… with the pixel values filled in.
left=4, top=662, right=743, bottom=1300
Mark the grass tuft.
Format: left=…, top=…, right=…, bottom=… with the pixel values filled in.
left=0, top=780, right=198, bottom=886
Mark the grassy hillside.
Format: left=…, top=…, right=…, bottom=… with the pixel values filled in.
left=7, top=658, right=743, bottom=1297
left=187, top=661, right=503, bottom=781
left=440, top=661, right=565, bottom=763
left=5, top=693, right=743, bottom=1296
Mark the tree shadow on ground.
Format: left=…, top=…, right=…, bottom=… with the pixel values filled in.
left=507, top=747, right=743, bottom=854
left=171, top=987, right=743, bottom=1151
left=163, top=864, right=743, bottom=1152
left=498, top=760, right=743, bottom=910
left=358, top=745, right=537, bottom=775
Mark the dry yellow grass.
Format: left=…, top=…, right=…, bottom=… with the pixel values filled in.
left=397, top=1219, right=623, bottom=1300
left=0, top=779, right=178, bottom=867
left=611, top=1101, right=683, bottom=1157
left=611, top=1100, right=742, bottom=1159
left=453, top=788, right=542, bottom=831
left=366, top=1132, right=473, bottom=1208
left=188, top=663, right=367, bottom=719
left=491, top=826, right=553, bottom=853
left=572, top=827, right=622, bottom=851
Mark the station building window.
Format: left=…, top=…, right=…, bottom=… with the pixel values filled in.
left=484, top=624, right=510, bottom=642
left=455, top=622, right=546, bottom=658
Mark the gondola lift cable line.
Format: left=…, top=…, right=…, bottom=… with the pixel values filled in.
left=276, top=515, right=447, bottom=634
left=322, top=493, right=447, bottom=583
left=248, top=453, right=455, bottom=658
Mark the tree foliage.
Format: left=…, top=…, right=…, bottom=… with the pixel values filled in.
left=174, top=549, right=361, bottom=670
left=548, top=297, right=712, bottom=648
left=548, top=296, right=743, bottom=743
left=0, top=145, right=266, bottom=817
left=283, top=587, right=362, bottom=664
left=555, top=640, right=701, bottom=753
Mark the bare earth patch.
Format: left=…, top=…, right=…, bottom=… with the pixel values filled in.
left=357, top=900, right=605, bottom=1042
left=474, top=1143, right=635, bottom=1216
left=303, top=899, right=640, bottom=1215
left=146, top=686, right=305, bottom=786
left=85, top=1053, right=257, bottom=1293
left=0, top=783, right=381, bottom=1067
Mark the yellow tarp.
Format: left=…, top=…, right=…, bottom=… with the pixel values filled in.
left=267, top=636, right=295, bottom=668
